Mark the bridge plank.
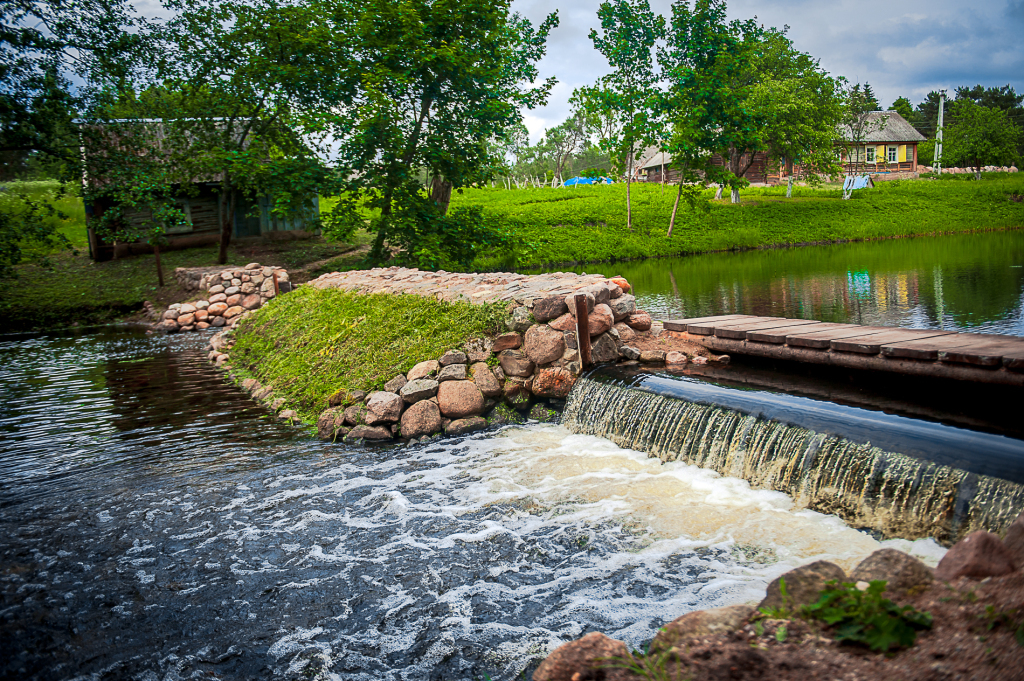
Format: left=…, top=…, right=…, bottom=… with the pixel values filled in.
left=786, top=325, right=892, bottom=349
left=745, top=322, right=850, bottom=344
left=830, top=329, right=956, bottom=355
left=880, top=333, right=1014, bottom=362
left=714, top=318, right=821, bottom=340
left=687, top=316, right=779, bottom=336
left=661, top=315, right=753, bottom=332
left=939, top=335, right=1024, bottom=367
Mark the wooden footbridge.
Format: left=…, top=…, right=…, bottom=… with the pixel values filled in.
left=663, top=315, right=1024, bottom=386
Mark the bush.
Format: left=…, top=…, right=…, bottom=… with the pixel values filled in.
left=802, top=580, right=933, bottom=652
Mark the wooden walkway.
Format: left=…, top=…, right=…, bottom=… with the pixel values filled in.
left=663, top=315, right=1024, bottom=386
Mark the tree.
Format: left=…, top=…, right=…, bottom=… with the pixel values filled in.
left=586, top=0, right=665, bottom=231
left=891, top=96, right=913, bottom=121
left=840, top=82, right=888, bottom=199
left=941, top=101, right=1022, bottom=179
left=331, top=0, right=558, bottom=267
left=546, top=110, right=589, bottom=186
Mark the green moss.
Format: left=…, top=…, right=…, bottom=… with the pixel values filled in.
left=229, top=286, right=510, bottom=422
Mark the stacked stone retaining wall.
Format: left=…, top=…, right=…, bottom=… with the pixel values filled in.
left=157, top=262, right=289, bottom=333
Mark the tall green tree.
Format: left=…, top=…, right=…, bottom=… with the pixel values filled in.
left=890, top=96, right=913, bottom=121
left=942, top=101, right=1022, bottom=179
left=332, top=0, right=557, bottom=267
left=586, top=0, right=665, bottom=231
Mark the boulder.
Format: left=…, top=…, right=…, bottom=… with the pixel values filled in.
left=609, top=276, right=631, bottom=293
left=509, top=306, right=533, bottom=333
left=179, top=303, right=197, bottom=314
left=162, top=309, right=178, bottom=321
left=437, top=380, right=485, bottom=419
left=758, top=561, right=847, bottom=611
left=445, top=417, right=488, bottom=436
left=400, top=378, right=440, bottom=404
left=437, top=363, right=468, bottom=382
left=176, top=313, right=195, bottom=326
left=503, top=379, right=532, bottom=411
left=208, top=284, right=225, bottom=295
left=407, top=360, right=439, bottom=381
left=384, top=374, right=408, bottom=393
left=278, top=409, right=299, bottom=424
left=226, top=293, right=242, bottom=307
left=619, top=345, right=641, bottom=360
left=665, top=351, right=688, bottom=365
left=691, top=355, right=709, bottom=365
left=225, top=286, right=241, bottom=296
left=588, top=304, right=614, bottom=336
left=532, top=632, right=631, bottom=681
left=608, top=294, right=636, bottom=323
left=241, top=293, right=261, bottom=310
left=223, top=305, right=244, bottom=319
left=464, top=338, right=493, bottom=362
left=590, top=333, right=619, bottom=363
left=439, top=349, right=468, bottom=366
left=182, top=325, right=196, bottom=333
left=207, top=302, right=229, bottom=316
left=565, top=291, right=595, bottom=317
left=364, top=391, right=404, bottom=424
left=195, top=300, right=209, bottom=310
left=347, top=425, right=393, bottom=441
left=532, top=295, right=569, bottom=322
left=210, top=316, right=226, bottom=328
left=194, top=309, right=209, bottom=322
left=1003, top=511, right=1024, bottom=568
left=499, top=349, right=535, bottom=378
left=470, top=362, right=503, bottom=397
left=626, top=311, right=653, bottom=331
left=209, top=293, right=228, bottom=304
left=649, top=605, right=755, bottom=656
left=581, top=283, right=611, bottom=306
left=548, top=313, right=576, bottom=332
left=492, top=332, right=522, bottom=351
left=528, top=403, right=559, bottom=422
left=612, top=322, right=636, bottom=342
left=524, top=324, right=566, bottom=365
left=850, top=549, right=933, bottom=597
left=156, top=319, right=178, bottom=333
left=343, top=404, right=368, bottom=426
left=935, top=531, right=1017, bottom=581
left=639, top=349, right=666, bottom=363
left=532, top=368, right=575, bottom=398
left=400, top=400, right=442, bottom=439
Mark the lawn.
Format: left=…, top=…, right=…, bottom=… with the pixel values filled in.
left=455, top=173, right=1024, bottom=270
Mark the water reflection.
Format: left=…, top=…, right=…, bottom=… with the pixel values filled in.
left=547, top=231, right=1024, bottom=335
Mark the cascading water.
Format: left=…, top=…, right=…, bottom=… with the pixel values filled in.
left=0, top=330, right=945, bottom=680
left=562, top=369, right=1024, bottom=545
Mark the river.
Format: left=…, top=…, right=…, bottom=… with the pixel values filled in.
left=0, top=329, right=944, bottom=680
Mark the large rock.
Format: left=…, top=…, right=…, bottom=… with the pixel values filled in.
left=492, top=332, right=522, bottom=351
left=400, top=378, right=439, bottom=404
left=532, top=632, right=631, bottom=681
left=588, top=304, right=614, bottom=337
left=343, top=404, right=368, bottom=426
left=639, top=349, right=666, bottom=363
left=223, top=305, right=243, bottom=319
left=407, top=360, right=439, bottom=381
left=619, top=345, right=640, bottom=360
left=532, top=295, right=569, bottom=322
left=316, top=408, right=347, bottom=441
left=625, top=311, right=652, bottom=331
left=384, top=374, right=408, bottom=393
left=649, top=605, right=755, bottom=656
left=935, top=531, right=1017, bottom=581
left=225, top=293, right=242, bottom=307
left=437, top=380, right=485, bottom=419
left=565, top=291, right=595, bottom=317
left=439, top=349, right=468, bottom=366
left=499, top=349, right=535, bottom=378
left=532, top=368, right=575, bottom=398
left=590, top=332, right=619, bottom=363
left=850, top=549, right=934, bottom=597
left=400, top=400, right=442, bottom=439
left=581, top=283, right=611, bottom=306
left=524, top=324, right=565, bottom=365
left=509, top=306, right=533, bottom=333
left=179, top=303, right=197, bottom=314
left=445, top=417, right=488, bottom=436
left=241, top=293, right=261, bottom=310
left=470, top=363, right=503, bottom=397
left=503, top=379, right=532, bottom=411
left=464, top=338, right=493, bottom=362
left=665, top=351, right=688, bottom=365
left=612, top=322, right=636, bottom=342
left=194, top=309, right=209, bottom=322
left=1003, top=511, right=1024, bottom=568
left=549, top=313, right=576, bottom=332
left=437, top=363, right=468, bottom=382
left=758, top=561, right=847, bottom=611
left=176, top=313, right=195, bottom=326
left=208, top=293, right=227, bottom=304
left=365, top=391, right=403, bottom=424
left=347, top=425, right=393, bottom=441
left=608, top=294, right=636, bottom=323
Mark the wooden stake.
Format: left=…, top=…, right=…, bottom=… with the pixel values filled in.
left=272, top=270, right=280, bottom=297
left=574, top=293, right=592, bottom=368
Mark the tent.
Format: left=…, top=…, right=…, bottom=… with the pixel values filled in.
left=563, top=176, right=611, bottom=186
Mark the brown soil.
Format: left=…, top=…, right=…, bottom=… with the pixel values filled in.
left=625, top=573, right=1024, bottom=680
left=630, top=329, right=721, bottom=360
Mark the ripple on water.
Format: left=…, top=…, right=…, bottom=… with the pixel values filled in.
left=0, top=330, right=944, bottom=680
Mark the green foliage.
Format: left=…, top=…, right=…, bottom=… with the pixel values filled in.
left=802, top=580, right=932, bottom=652
left=229, top=286, right=511, bottom=421
left=942, top=101, right=1023, bottom=175
left=891, top=97, right=914, bottom=122
left=0, top=182, right=76, bottom=277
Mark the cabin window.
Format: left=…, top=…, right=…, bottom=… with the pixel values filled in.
left=167, top=199, right=193, bottom=234
left=887, top=146, right=898, bottom=163
left=865, top=146, right=875, bottom=163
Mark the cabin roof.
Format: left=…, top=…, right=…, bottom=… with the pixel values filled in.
left=841, top=111, right=927, bottom=143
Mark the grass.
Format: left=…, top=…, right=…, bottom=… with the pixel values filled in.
left=228, top=286, right=510, bottom=422
left=455, top=173, right=1024, bottom=270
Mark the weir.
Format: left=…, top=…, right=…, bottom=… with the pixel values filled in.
left=562, top=369, right=1024, bottom=545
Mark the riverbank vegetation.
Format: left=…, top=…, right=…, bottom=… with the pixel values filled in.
left=228, top=286, right=509, bottom=422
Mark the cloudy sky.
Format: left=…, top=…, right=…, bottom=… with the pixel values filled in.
left=511, top=0, right=1024, bottom=142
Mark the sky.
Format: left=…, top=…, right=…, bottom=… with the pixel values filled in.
left=510, top=0, right=1024, bottom=143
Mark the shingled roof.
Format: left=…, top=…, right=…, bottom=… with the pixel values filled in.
left=841, top=111, right=926, bottom=143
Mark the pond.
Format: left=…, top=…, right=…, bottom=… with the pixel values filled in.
left=0, top=330, right=943, bottom=680
left=549, top=230, right=1024, bottom=336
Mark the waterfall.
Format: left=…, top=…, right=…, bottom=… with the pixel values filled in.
left=562, top=373, right=1024, bottom=544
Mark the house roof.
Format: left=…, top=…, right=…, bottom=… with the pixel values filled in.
left=841, top=111, right=926, bottom=143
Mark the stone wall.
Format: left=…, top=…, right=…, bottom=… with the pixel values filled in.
left=919, top=165, right=1018, bottom=174
left=156, top=262, right=289, bottom=334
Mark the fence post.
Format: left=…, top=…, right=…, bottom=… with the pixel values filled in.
left=574, top=293, right=592, bottom=369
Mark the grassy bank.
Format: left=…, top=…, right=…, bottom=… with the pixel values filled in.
left=458, top=173, right=1024, bottom=270
left=229, top=286, right=509, bottom=422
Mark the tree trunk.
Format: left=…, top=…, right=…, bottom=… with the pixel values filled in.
left=730, top=188, right=740, bottom=204
left=714, top=186, right=723, bottom=200
left=786, top=176, right=794, bottom=199
left=667, top=178, right=684, bottom=237
left=429, top=176, right=453, bottom=214
left=217, top=175, right=235, bottom=265
left=626, top=152, right=633, bottom=232
left=154, top=244, right=164, bottom=287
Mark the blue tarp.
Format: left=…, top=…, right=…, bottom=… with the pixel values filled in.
left=563, top=176, right=611, bottom=186
left=843, top=175, right=872, bottom=191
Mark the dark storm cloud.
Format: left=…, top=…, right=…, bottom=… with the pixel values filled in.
left=511, top=0, right=1024, bottom=140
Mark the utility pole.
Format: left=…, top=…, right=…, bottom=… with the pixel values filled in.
left=935, top=89, right=946, bottom=175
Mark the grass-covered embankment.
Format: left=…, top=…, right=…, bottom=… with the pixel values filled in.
left=459, top=173, right=1024, bottom=269
left=229, top=286, right=509, bottom=422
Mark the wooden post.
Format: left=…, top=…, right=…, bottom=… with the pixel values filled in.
left=574, top=293, right=592, bottom=369
left=154, top=244, right=164, bottom=287
left=272, top=270, right=280, bottom=297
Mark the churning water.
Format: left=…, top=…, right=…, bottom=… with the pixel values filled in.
left=0, top=330, right=944, bottom=680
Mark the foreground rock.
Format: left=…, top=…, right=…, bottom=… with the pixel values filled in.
left=649, top=605, right=755, bottom=657
left=758, top=560, right=847, bottom=610
left=851, top=548, right=933, bottom=596
left=532, top=632, right=631, bottom=681
left=935, top=530, right=1017, bottom=581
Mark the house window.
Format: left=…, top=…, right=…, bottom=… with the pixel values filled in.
left=887, top=146, right=898, bottom=163
left=865, top=146, right=875, bottom=163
